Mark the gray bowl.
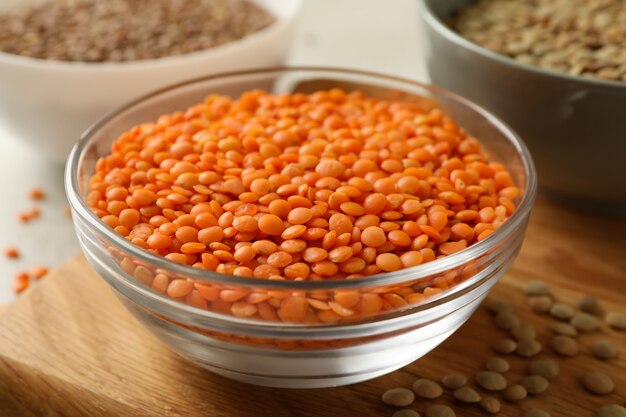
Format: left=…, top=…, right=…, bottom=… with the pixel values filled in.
left=420, top=0, right=626, bottom=214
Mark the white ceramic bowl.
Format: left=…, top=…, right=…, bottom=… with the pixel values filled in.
left=0, top=0, right=301, bottom=161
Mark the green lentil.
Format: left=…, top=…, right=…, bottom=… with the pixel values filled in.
left=453, top=386, right=481, bottom=403
left=528, top=358, right=560, bottom=379
left=606, top=312, right=626, bottom=330
left=578, top=295, right=601, bottom=315
left=425, top=405, right=456, bottom=417
left=571, top=312, right=599, bottom=332
left=512, top=323, right=537, bottom=340
left=597, top=405, right=626, bottom=417
left=550, top=303, right=575, bottom=320
left=485, top=356, right=510, bottom=373
left=441, top=374, right=467, bottom=390
left=591, top=340, right=617, bottom=360
left=521, top=375, right=550, bottom=394
left=392, top=410, right=421, bottom=417
left=516, top=338, right=542, bottom=357
left=480, top=397, right=501, bottom=414
left=503, top=384, right=528, bottom=401
left=492, top=338, right=517, bottom=354
left=581, top=372, right=615, bottom=395
left=524, top=281, right=551, bottom=296
left=528, top=296, right=553, bottom=313
left=495, top=311, right=521, bottom=330
left=552, top=335, right=579, bottom=356
left=412, top=379, right=443, bottom=399
left=475, top=371, right=508, bottom=392
left=382, top=388, right=415, bottom=407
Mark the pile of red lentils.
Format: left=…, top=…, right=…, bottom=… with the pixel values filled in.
left=87, top=89, right=521, bottom=324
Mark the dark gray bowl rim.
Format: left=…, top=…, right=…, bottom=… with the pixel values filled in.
left=420, top=0, right=626, bottom=91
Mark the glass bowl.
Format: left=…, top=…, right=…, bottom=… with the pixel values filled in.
left=65, top=67, right=537, bottom=388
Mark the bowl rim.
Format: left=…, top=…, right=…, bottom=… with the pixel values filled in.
left=419, top=0, right=626, bottom=90
left=65, top=66, right=537, bottom=293
left=0, top=0, right=302, bottom=70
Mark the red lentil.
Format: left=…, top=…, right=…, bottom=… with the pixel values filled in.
left=87, top=89, right=520, bottom=324
left=4, top=246, right=19, bottom=259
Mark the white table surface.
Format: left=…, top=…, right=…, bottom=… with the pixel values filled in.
left=0, top=0, right=427, bottom=304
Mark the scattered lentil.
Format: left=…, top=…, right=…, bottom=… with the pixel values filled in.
left=528, top=296, right=553, bottom=313
left=550, top=303, right=575, bottom=320
left=475, top=371, right=507, bottom=391
left=503, top=384, right=528, bottom=402
left=0, top=0, right=275, bottom=62
left=591, top=340, right=617, bottom=360
left=441, top=374, right=467, bottom=390
left=453, top=386, right=481, bottom=403
left=606, top=312, right=626, bottom=330
left=523, top=281, right=551, bottom=296
left=495, top=311, right=521, bottom=330
left=480, top=397, right=501, bottom=414
left=31, top=266, right=49, bottom=280
left=523, top=409, right=551, bottom=417
left=4, top=246, right=19, bottom=259
left=597, top=405, right=626, bottom=417
left=578, top=295, right=601, bottom=315
left=493, top=338, right=517, bottom=354
left=29, top=187, right=45, bottom=200
left=550, top=322, right=578, bottom=337
left=581, top=372, right=615, bottom=395
left=570, top=312, right=599, bottom=332
left=382, top=388, right=415, bottom=407
left=485, top=356, right=510, bottom=373
left=425, top=405, right=455, bottom=417
left=521, top=375, right=549, bottom=395
left=551, top=335, right=579, bottom=356
left=485, top=298, right=513, bottom=315
left=392, top=410, right=421, bottom=417
left=516, top=339, right=542, bottom=357
left=528, top=358, right=559, bottom=379
left=412, top=379, right=443, bottom=399
left=512, top=323, right=537, bottom=340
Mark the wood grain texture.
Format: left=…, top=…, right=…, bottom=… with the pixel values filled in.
left=0, top=197, right=625, bottom=417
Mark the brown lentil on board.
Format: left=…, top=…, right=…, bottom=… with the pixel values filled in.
left=441, top=374, right=467, bottom=390
left=570, top=312, right=599, bottom=332
left=528, top=296, right=553, bottom=313
left=425, top=405, right=456, bottom=417
left=578, top=295, right=601, bottom=315
left=412, top=379, right=443, bottom=399
left=550, top=303, right=575, bottom=320
left=475, top=371, right=507, bottom=392
left=521, top=375, right=549, bottom=395
left=523, top=281, right=551, bottom=296
left=480, top=397, right=501, bottom=414
left=580, top=372, right=615, bottom=395
left=523, top=410, right=551, bottom=417
left=516, top=338, right=542, bottom=357
left=494, top=311, right=521, bottom=330
left=0, top=0, right=275, bottom=62
left=550, top=322, right=578, bottom=337
left=485, top=356, right=510, bottom=373
left=382, top=388, right=415, bottom=407
left=605, top=312, right=626, bottom=330
left=512, top=323, right=537, bottom=340
left=503, top=384, right=528, bottom=402
left=485, top=298, right=513, bottom=315
left=527, top=358, right=559, bottom=379
left=597, top=405, right=626, bottom=417
left=493, top=338, right=517, bottom=354
left=551, top=335, right=580, bottom=356
left=453, top=386, right=481, bottom=403
left=392, top=410, right=421, bottom=417
left=591, top=340, right=617, bottom=360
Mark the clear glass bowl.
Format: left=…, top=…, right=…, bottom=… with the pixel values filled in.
left=65, top=67, right=537, bottom=388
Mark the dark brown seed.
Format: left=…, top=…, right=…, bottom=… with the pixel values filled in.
left=597, top=405, right=626, bottom=417
left=524, top=281, right=551, bottom=296
left=495, top=311, right=521, bottom=330
left=591, top=340, right=617, bottom=360
left=485, top=357, right=510, bottom=373
left=476, top=371, right=507, bottom=391
left=550, top=322, right=578, bottom=337
left=529, top=296, right=553, bottom=313
left=453, top=386, right=481, bottom=403
left=485, top=298, right=513, bottom=314
left=425, top=404, right=456, bottom=417
left=570, top=312, right=599, bottom=332
left=550, top=303, right=575, bottom=320
left=521, top=375, right=549, bottom=394
left=578, top=295, right=601, bottom=315
left=581, top=372, right=615, bottom=395
left=516, top=339, right=542, bottom=357
left=412, top=379, right=443, bottom=399
left=528, top=358, right=559, bottom=379
left=512, top=323, right=537, bottom=340
left=606, top=312, right=626, bottom=330
left=442, top=374, right=467, bottom=390
left=382, top=388, right=415, bottom=407
left=493, top=338, right=517, bottom=354
left=552, top=335, right=579, bottom=356
left=480, top=397, right=501, bottom=414
left=503, top=384, right=527, bottom=401
left=392, top=410, right=421, bottom=417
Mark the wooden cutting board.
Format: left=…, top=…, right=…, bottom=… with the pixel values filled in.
left=1, top=196, right=625, bottom=417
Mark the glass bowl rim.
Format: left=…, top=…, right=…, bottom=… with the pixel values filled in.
left=65, top=66, right=537, bottom=295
